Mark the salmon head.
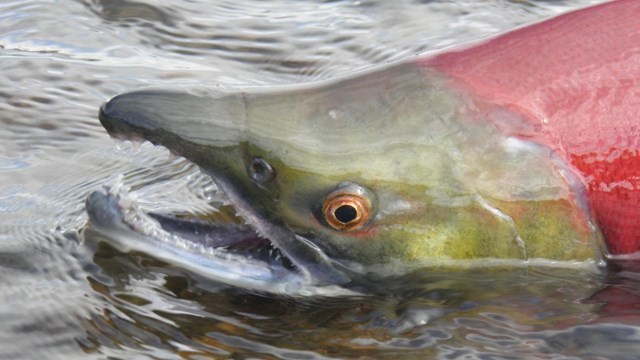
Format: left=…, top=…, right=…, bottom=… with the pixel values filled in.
left=90, top=61, right=604, bottom=290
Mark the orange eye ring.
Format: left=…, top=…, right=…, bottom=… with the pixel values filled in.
left=322, top=184, right=373, bottom=232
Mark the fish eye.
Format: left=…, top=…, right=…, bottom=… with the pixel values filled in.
left=322, top=182, right=374, bottom=232
left=248, top=157, right=275, bottom=184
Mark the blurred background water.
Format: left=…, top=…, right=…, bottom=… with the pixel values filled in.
left=4, top=0, right=640, bottom=359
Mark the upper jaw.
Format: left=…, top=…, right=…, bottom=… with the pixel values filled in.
left=98, top=85, right=248, bottom=146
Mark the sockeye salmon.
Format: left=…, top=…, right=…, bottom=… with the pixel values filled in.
left=87, top=0, right=640, bottom=291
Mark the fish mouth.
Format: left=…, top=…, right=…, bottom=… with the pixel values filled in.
left=85, top=182, right=354, bottom=295
left=89, top=89, right=353, bottom=293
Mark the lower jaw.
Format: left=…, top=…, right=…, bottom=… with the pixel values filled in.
left=84, top=181, right=328, bottom=294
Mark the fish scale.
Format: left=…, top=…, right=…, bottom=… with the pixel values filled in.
left=421, top=0, right=640, bottom=254
left=573, top=150, right=640, bottom=253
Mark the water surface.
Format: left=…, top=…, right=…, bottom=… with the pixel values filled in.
left=4, top=1, right=640, bottom=359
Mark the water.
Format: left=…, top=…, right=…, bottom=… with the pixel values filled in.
left=3, top=0, right=639, bottom=359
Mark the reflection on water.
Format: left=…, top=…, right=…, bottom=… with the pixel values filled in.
left=3, top=0, right=639, bottom=359
left=84, top=241, right=612, bottom=359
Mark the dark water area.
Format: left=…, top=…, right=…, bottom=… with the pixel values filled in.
left=3, top=0, right=640, bottom=359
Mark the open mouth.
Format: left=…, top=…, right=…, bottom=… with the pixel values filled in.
left=146, top=210, right=296, bottom=272
left=85, top=175, right=360, bottom=296
left=84, top=180, right=319, bottom=294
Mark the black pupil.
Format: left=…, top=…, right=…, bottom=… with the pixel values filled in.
left=334, top=204, right=358, bottom=224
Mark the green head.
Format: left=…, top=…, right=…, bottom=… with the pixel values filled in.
left=99, top=62, right=603, bottom=283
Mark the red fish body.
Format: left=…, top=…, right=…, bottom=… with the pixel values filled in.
left=419, top=0, right=640, bottom=254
